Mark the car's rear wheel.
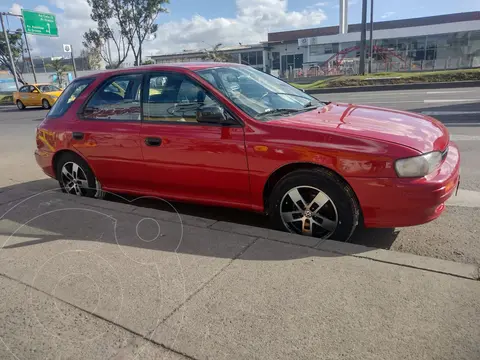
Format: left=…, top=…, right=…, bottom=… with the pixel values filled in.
left=42, top=99, right=51, bottom=109
left=56, top=153, right=103, bottom=198
left=268, top=168, right=360, bottom=241
left=16, top=100, right=25, bottom=110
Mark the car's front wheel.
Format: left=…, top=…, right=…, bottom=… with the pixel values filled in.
left=42, top=99, right=51, bottom=109
left=16, top=100, right=25, bottom=110
left=268, top=168, right=360, bottom=241
left=56, top=153, right=103, bottom=198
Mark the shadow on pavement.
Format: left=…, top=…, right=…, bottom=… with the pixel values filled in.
left=0, top=179, right=399, bottom=260
left=411, top=101, right=480, bottom=126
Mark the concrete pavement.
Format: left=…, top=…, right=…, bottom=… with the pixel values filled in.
left=1, top=189, right=479, bottom=359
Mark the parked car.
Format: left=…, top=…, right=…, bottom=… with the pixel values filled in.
left=35, top=63, right=460, bottom=241
left=14, top=84, right=63, bottom=110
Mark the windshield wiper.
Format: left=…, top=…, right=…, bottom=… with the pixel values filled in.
left=256, top=108, right=303, bottom=119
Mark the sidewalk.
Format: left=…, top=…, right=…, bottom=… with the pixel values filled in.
left=1, top=190, right=479, bottom=360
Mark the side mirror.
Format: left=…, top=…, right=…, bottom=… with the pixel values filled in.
left=196, top=105, right=227, bottom=124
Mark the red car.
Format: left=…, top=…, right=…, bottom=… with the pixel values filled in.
left=35, top=63, right=460, bottom=241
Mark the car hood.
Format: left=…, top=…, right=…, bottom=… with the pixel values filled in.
left=269, top=102, right=449, bottom=153
left=44, top=91, right=62, bottom=97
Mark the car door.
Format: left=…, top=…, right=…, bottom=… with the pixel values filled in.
left=17, top=85, right=30, bottom=104
left=70, top=73, right=146, bottom=192
left=140, top=71, right=251, bottom=208
left=28, top=85, right=41, bottom=106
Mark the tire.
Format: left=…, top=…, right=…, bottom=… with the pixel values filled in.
left=42, top=99, right=51, bottom=109
left=16, top=100, right=25, bottom=110
left=55, top=152, right=99, bottom=198
left=268, top=168, right=360, bottom=241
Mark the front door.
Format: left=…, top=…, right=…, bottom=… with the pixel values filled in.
left=30, top=85, right=42, bottom=106
left=140, top=72, right=251, bottom=208
left=70, top=73, right=146, bottom=193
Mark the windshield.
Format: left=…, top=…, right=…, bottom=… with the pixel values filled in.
left=38, top=85, right=61, bottom=92
left=196, top=66, right=323, bottom=119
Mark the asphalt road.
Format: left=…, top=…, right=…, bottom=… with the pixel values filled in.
left=1, top=86, right=479, bottom=264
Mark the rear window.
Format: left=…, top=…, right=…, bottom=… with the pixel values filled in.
left=47, top=78, right=93, bottom=117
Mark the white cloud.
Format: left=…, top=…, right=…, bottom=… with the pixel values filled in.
left=9, top=3, right=23, bottom=15
left=10, top=0, right=327, bottom=61
left=150, top=0, right=327, bottom=55
left=381, top=11, right=396, bottom=19
left=307, top=1, right=328, bottom=9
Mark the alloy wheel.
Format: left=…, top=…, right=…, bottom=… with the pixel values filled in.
left=60, top=161, right=90, bottom=196
left=42, top=99, right=50, bottom=109
left=280, top=185, right=338, bottom=238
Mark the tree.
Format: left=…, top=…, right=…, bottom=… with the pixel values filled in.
left=141, top=59, right=154, bottom=65
left=47, top=59, right=72, bottom=88
left=85, top=0, right=131, bottom=69
left=202, top=43, right=233, bottom=62
left=80, top=48, right=102, bottom=70
left=111, top=0, right=169, bottom=66
left=0, top=29, right=26, bottom=84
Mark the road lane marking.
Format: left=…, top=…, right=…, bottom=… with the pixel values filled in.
left=447, top=189, right=480, bottom=208
left=424, top=99, right=479, bottom=103
left=426, top=90, right=475, bottom=94
left=421, top=111, right=480, bottom=115
left=449, top=135, right=480, bottom=141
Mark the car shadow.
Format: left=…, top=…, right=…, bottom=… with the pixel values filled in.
left=0, top=179, right=400, bottom=261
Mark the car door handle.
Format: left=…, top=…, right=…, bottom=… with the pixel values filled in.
left=145, top=137, right=162, bottom=146
left=72, top=132, right=84, bottom=140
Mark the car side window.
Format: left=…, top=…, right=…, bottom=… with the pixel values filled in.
left=83, top=74, right=143, bottom=121
left=143, top=73, right=218, bottom=123
left=19, top=86, right=29, bottom=93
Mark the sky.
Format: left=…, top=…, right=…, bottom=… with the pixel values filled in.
left=1, top=0, right=479, bottom=63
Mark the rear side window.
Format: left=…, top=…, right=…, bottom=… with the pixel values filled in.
left=47, top=78, right=93, bottom=118
left=82, top=74, right=143, bottom=121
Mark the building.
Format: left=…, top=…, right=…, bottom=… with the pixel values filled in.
left=149, top=11, right=480, bottom=78
left=151, top=43, right=268, bottom=71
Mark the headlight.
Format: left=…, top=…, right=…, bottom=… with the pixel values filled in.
left=50, top=96, right=58, bottom=100
left=395, top=151, right=443, bottom=177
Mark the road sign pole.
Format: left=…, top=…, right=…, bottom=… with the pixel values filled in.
left=19, top=17, right=37, bottom=83
left=0, top=13, right=19, bottom=90
left=71, top=45, right=77, bottom=78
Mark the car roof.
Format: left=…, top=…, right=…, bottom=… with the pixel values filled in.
left=76, top=62, right=244, bottom=80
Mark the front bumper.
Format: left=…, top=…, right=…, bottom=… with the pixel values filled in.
left=348, top=143, right=460, bottom=228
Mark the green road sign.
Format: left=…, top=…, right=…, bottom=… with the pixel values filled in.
left=21, top=9, right=58, bottom=37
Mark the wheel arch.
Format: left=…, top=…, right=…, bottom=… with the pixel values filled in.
left=52, top=149, right=97, bottom=180
left=262, top=162, right=361, bottom=214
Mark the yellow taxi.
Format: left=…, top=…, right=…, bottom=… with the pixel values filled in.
left=13, top=83, right=63, bottom=110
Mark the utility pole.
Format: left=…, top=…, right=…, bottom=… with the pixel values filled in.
left=19, top=16, right=37, bottom=83
left=359, top=0, right=368, bottom=75
left=70, top=45, right=77, bottom=78
left=368, top=0, right=374, bottom=73
left=0, top=13, right=19, bottom=89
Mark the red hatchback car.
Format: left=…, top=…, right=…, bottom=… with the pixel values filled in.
left=35, top=63, right=460, bottom=241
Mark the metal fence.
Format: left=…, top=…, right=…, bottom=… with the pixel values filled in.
left=283, top=55, right=480, bottom=80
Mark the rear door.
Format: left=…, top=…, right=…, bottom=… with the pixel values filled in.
left=140, top=71, right=251, bottom=207
left=17, top=86, right=30, bottom=104
left=70, top=73, right=146, bottom=192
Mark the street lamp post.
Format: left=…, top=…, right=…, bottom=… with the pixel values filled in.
left=368, top=0, right=374, bottom=73
left=359, top=0, right=368, bottom=75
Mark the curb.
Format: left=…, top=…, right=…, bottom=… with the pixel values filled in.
left=41, top=192, right=480, bottom=281
left=304, top=80, right=480, bottom=94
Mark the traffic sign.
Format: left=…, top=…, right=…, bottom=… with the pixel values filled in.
left=21, top=9, right=58, bottom=37
left=63, top=44, right=71, bottom=53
